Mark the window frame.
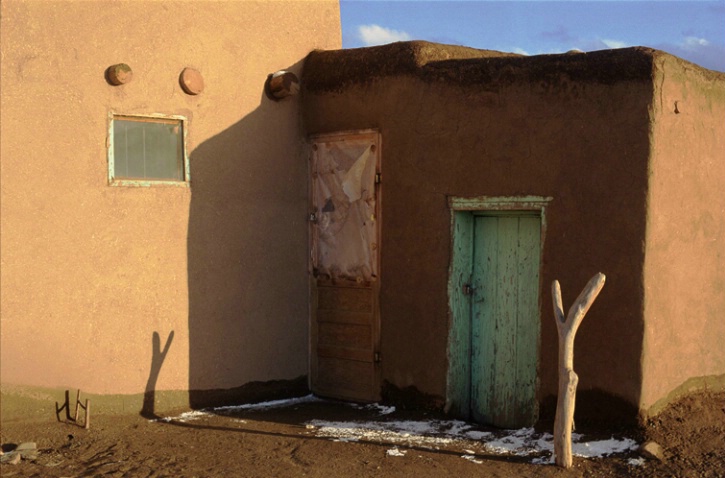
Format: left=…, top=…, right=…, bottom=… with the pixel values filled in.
left=107, top=112, right=190, bottom=187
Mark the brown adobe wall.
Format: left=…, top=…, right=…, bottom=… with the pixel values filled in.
left=641, top=53, right=725, bottom=417
left=0, top=0, right=340, bottom=418
left=302, top=44, right=655, bottom=418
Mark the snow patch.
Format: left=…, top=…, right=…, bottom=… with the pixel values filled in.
left=308, top=419, right=464, bottom=447
left=213, top=394, right=321, bottom=413
left=158, top=410, right=210, bottom=423
left=368, top=404, right=396, bottom=415
left=158, top=395, right=322, bottom=423
left=464, top=430, right=492, bottom=440
left=572, top=437, right=638, bottom=457
left=158, top=395, right=323, bottom=423
left=307, top=419, right=637, bottom=463
left=485, top=428, right=546, bottom=455
left=386, top=447, right=407, bottom=456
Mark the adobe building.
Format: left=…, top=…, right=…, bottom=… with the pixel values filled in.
left=0, top=0, right=341, bottom=418
left=302, top=42, right=725, bottom=426
left=2, top=3, right=724, bottom=428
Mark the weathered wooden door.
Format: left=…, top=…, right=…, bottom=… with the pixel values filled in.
left=469, top=214, right=541, bottom=428
left=448, top=199, right=549, bottom=428
left=309, top=130, right=381, bottom=402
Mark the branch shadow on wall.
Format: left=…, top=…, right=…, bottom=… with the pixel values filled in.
left=141, top=331, right=175, bottom=419
left=186, top=60, right=310, bottom=409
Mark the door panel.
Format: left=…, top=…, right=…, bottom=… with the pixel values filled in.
left=309, top=131, right=381, bottom=402
left=317, top=356, right=376, bottom=400
left=471, top=215, right=541, bottom=428
left=312, top=283, right=379, bottom=401
left=514, top=217, right=541, bottom=425
left=471, top=216, right=498, bottom=424
left=446, top=211, right=474, bottom=417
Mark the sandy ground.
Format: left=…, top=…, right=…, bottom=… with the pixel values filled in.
left=1, top=391, right=723, bottom=477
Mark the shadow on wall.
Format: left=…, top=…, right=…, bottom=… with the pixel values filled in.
left=141, top=331, right=174, bottom=419
left=186, top=60, right=310, bottom=408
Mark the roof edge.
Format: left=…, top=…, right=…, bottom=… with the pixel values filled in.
left=302, top=42, right=667, bottom=93
left=302, top=41, right=519, bottom=93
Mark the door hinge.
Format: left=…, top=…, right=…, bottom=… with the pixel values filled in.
left=463, top=284, right=476, bottom=296
left=374, top=352, right=381, bottom=363
left=375, top=173, right=381, bottom=184
left=309, top=212, right=317, bottom=223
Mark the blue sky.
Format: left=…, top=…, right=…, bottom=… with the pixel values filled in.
left=340, top=1, right=725, bottom=72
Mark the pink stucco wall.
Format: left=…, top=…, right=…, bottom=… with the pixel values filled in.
left=641, top=53, right=725, bottom=415
left=0, top=0, right=340, bottom=413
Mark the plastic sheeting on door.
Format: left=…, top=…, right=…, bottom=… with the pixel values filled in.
left=311, top=134, right=379, bottom=283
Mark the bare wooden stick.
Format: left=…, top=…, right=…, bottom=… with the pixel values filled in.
left=55, top=391, right=69, bottom=422
left=552, top=273, right=606, bottom=468
left=84, top=399, right=91, bottom=430
left=74, top=389, right=81, bottom=422
left=64, top=389, right=71, bottom=420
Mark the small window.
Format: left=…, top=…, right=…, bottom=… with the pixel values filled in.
left=109, top=115, right=189, bottom=186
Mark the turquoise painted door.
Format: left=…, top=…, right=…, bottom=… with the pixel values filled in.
left=470, top=214, right=541, bottom=428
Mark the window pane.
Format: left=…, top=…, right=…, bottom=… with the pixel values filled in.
left=113, top=118, right=184, bottom=181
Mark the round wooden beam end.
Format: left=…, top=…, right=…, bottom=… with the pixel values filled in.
left=106, top=63, right=133, bottom=85
left=265, top=70, right=299, bottom=101
left=180, top=68, right=204, bottom=95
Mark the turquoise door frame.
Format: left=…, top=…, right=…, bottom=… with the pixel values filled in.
left=446, top=196, right=551, bottom=428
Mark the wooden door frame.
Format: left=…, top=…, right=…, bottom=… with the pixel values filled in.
left=445, top=196, right=552, bottom=420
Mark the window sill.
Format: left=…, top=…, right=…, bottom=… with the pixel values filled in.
left=109, top=179, right=190, bottom=188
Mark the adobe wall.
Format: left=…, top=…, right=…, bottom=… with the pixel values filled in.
left=641, top=54, right=725, bottom=416
left=0, top=0, right=340, bottom=417
left=302, top=43, right=655, bottom=416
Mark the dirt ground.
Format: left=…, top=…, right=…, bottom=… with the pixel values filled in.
left=1, top=391, right=723, bottom=478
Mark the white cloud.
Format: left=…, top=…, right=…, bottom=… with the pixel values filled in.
left=682, top=36, right=710, bottom=50
left=602, top=39, right=629, bottom=49
left=357, top=24, right=412, bottom=46
left=512, top=47, right=530, bottom=56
